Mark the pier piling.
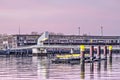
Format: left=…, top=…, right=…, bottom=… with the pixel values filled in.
left=90, top=46, right=94, bottom=61
left=97, top=46, right=101, bottom=60
left=109, top=46, right=112, bottom=59
left=103, top=46, right=107, bottom=59
left=108, top=46, right=112, bottom=65
left=80, top=45, right=85, bottom=72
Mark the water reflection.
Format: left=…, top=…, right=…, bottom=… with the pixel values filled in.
left=37, top=57, right=49, bottom=79
left=104, top=60, right=107, bottom=71
left=90, top=62, right=94, bottom=79
left=97, top=61, right=101, bottom=78
left=80, top=71, right=85, bottom=79
left=0, top=56, right=38, bottom=80
left=109, top=57, right=112, bottom=68
left=97, top=61, right=101, bottom=72
left=0, top=54, right=119, bottom=80
left=80, top=62, right=85, bottom=79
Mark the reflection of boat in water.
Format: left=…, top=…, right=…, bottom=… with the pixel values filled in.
left=52, top=54, right=89, bottom=64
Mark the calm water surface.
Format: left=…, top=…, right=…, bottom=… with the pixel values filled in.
left=0, top=54, right=120, bottom=80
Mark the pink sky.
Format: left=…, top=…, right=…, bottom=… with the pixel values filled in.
left=0, top=0, right=120, bottom=35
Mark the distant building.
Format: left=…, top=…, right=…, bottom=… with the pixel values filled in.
left=0, top=32, right=120, bottom=50
left=0, top=34, right=40, bottom=50
left=43, top=34, right=120, bottom=45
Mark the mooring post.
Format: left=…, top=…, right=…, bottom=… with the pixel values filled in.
left=90, top=46, right=94, bottom=61
left=80, top=45, right=85, bottom=72
left=108, top=46, right=112, bottom=65
left=103, top=46, right=107, bottom=60
left=108, top=46, right=112, bottom=60
left=97, top=46, right=101, bottom=60
left=96, top=46, right=101, bottom=73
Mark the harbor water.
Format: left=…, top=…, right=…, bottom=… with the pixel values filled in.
left=0, top=54, right=120, bottom=80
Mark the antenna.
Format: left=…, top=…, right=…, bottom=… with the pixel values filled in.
left=101, top=26, right=103, bottom=36
left=78, top=27, right=80, bottom=35
left=19, top=25, right=21, bottom=35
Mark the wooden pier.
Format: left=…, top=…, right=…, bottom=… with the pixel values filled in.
left=50, top=45, right=113, bottom=79
left=51, top=45, right=113, bottom=64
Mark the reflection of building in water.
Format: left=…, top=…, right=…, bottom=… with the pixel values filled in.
left=15, top=57, right=38, bottom=79
left=37, top=57, right=50, bottom=79
left=37, top=57, right=80, bottom=80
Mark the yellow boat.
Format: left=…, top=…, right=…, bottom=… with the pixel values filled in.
left=52, top=54, right=90, bottom=64
left=56, top=54, right=89, bottom=59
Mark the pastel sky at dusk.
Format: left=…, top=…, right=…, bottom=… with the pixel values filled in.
left=0, top=0, right=120, bottom=35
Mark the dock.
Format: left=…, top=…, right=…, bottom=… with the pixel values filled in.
left=51, top=45, right=112, bottom=64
